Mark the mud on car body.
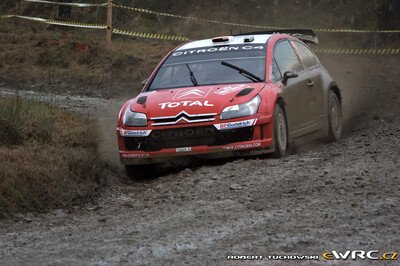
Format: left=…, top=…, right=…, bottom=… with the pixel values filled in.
left=117, top=29, right=343, bottom=179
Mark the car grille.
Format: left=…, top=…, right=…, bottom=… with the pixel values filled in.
left=123, top=125, right=253, bottom=152
left=150, top=111, right=216, bottom=126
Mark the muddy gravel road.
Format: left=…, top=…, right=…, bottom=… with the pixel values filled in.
left=0, top=56, right=399, bottom=265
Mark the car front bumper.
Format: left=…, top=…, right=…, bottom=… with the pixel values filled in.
left=118, top=114, right=273, bottom=165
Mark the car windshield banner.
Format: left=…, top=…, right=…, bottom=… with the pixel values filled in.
left=165, top=44, right=266, bottom=64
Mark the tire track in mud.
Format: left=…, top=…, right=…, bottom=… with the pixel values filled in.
left=0, top=55, right=399, bottom=265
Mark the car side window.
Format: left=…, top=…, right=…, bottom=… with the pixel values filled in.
left=292, top=41, right=319, bottom=69
left=273, top=40, right=303, bottom=76
left=272, top=58, right=282, bottom=82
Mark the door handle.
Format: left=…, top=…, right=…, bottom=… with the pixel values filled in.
left=307, top=81, right=314, bottom=87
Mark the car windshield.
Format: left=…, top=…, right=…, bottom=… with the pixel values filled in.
left=148, top=44, right=266, bottom=91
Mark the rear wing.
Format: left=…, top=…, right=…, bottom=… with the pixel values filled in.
left=234, top=29, right=319, bottom=45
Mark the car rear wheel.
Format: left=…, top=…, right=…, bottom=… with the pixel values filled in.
left=327, top=91, right=343, bottom=142
left=125, top=164, right=158, bottom=180
left=273, top=104, right=288, bottom=158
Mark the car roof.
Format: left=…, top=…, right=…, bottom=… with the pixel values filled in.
left=176, top=34, right=273, bottom=51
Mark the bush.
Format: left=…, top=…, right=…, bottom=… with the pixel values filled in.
left=0, top=97, right=109, bottom=217
left=0, top=97, right=54, bottom=145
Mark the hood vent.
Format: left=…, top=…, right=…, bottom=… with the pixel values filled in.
left=137, top=96, right=147, bottom=105
left=235, top=88, right=254, bottom=97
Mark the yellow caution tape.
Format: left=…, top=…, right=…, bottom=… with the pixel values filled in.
left=1, top=14, right=187, bottom=41
left=313, top=28, right=400, bottom=34
left=2, top=14, right=400, bottom=53
left=5, top=14, right=107, bottom=29
left=23, top=0, right=106, bottom=7
left=313, top=48, right=400, bottom=55
left=113, top=4, right=400, bottom=34
left=21, top=0, right=400, bottom=33
left=113, top=4, right=280, bottom=30
left=0, top=15, right=14, bottom=19
left=112, top=28, right=189, bottom=42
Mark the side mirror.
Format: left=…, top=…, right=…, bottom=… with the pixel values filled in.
left=282, top=71, right=298, bottom=84
left=141, top=79, right=149, bottom=86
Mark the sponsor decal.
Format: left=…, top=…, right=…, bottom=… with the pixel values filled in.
left=172, top=45, right=265, bottom=57
left=223, top=142, right=261, bottom=151
left=214, top=119, right=257, bottom=130
left=322, top=250, right=398, bottom=261
left=152, top=127, right=215, bottom=140
left=214, top=85, right=247, bottom=96
left=120, top=129, right=152, bottom=137
left=173, top=88, right=212, bottom=100
left=121, top=153, right=150, bottom=158
left=159, top=100, right=214, bottom=109
left=176, top=147, right=192, bottom=153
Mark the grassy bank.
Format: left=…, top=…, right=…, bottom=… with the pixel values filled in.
left=0, top=97, right=110, bottom=217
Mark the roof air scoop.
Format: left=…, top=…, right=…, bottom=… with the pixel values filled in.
left=212, top=36, right=230, bottom=43
left=243, top=36, right=254, bottom=43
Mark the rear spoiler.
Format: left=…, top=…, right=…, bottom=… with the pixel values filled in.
left=234, top=29, right=319, bottom=45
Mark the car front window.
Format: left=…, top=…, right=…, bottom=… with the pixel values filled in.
left=148, top=44, right=266, bottom=90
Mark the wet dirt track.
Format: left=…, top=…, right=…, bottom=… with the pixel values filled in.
left=0, top=56, right=399, bottom=265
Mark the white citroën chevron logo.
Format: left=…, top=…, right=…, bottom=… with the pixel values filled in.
left=173, top=88, right=212, bottom=100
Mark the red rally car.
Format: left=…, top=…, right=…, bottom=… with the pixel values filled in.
left=117, top=29, right=343, bottom=178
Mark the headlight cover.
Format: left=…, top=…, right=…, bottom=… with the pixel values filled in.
left=220, top=95, right=261, bottom=120
left=123, top=108, right=147, bottom=126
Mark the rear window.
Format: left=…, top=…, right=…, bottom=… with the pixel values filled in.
left=148, top=44, right=266, bottom=90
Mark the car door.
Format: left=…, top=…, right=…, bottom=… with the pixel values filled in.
left=291, top=41, right=325, bottom=130
left=272, top=39, right=310, bottom=138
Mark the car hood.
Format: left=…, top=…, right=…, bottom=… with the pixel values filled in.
left=129, top=83, right=266, bottom=118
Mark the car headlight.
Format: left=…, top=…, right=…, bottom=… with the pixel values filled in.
left=220, top=95, right=261, bottom=120
left=123, top=108, right=147, bottom=126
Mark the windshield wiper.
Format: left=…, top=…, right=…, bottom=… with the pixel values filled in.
left=186, top=63, right=198, bottom=86
left=221, top=61, right=263, bottom=82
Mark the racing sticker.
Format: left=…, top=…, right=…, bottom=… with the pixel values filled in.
left=172, top=45, right=265, bottom=57
left=223, top=142, right=262, bottom=151
left=176, top=147, right=192, bottom=153
left=121, top=153, right=150, bottom=158
left=159, top=100, right=214, bottom=109
left=214, top=119, right=257, bottom=130
left=173, top=88, right=213, bottom=100
left=214, top=85, right=247, bottom=96
left=120, top=129, right=152, bottom=137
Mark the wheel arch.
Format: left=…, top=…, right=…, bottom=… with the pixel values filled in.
left=275, top=96, right=286, bottom=112
left=329, top=83, right=342, bottom=106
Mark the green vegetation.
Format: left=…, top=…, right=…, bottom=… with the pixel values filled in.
left=0, top=97, right=109, bottom=217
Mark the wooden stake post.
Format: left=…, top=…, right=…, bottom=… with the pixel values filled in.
left=106, top=0, right=112, bottom=44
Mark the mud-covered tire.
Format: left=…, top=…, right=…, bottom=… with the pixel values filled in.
left=327, top=90, right=343, bottom=142
left=273, top=104, right=288, bottom=158
left=125, top=164, right=158, bottom=180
